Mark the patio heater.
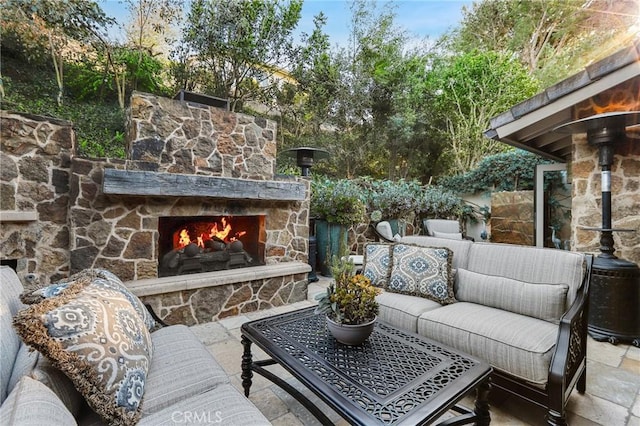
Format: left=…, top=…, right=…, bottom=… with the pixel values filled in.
left=554, top=111, right=640, bottom=346
left=283, top=147, right=330, bottom=282
left=282, top=146, right=330, bottom=177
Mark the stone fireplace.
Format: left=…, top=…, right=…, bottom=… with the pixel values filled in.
left=1, top=92, right=311, bottom=324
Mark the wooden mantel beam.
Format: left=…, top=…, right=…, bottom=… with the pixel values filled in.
left=102, top=169, right=306, bottom=201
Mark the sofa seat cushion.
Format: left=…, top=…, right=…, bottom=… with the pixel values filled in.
left=455, top=268, right=569, bottom=323
left=417, top=302, right=558, bottom=385
left=142, top=325, right=230, bottom=415
left=0, top=376, right=77, bottom=426
left=376, top=291, right=442, bottom=333
left=138, top=384, right=271, bottom=426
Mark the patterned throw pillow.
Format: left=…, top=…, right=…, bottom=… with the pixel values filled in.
left=21, top=268, right=157, bottom=331
left=13, top=276, right=153, bottom=426
left=388, top=243, right=456, bottom=304
left=362, top=243, right=392, bottom=287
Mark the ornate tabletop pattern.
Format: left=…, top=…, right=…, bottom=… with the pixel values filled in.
left=248, top=308, right=483, bottom=424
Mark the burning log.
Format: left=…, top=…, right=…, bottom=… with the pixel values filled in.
left=160, top=239, right=253, bottom=275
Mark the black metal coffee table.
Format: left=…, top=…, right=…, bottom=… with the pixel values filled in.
left=241, top=307, right=492, bottom=425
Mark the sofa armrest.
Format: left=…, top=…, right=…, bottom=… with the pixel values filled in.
left=547, top=254, right=593, bottom=418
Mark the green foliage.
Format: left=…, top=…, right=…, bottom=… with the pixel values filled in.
left=448, top=0, right=637, bottom=87
left=1, top=69, right=126, bottom=158
left=361, top=178, right=422, bottom=219
left=438, top=150, right=556, bottom=193
left=310, top=178, right=366, bottom=225
left=425, top=50, right=540, bottom=174
left=175, top=0, right=303, bottom=111
left=415, top=187, right=465, bottom=220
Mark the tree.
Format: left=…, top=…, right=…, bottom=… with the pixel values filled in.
left=449, top=0, right=638, bottom=86
left=289, top=13, right=338, bottom=138
left=425, top=50, right=539, bottom=174
left=124, top=0, right=182, bottom=60
left=173, top=0, right=302, bottom=112
left=1, top=0, right=113, bottom=105
left=323, top=0, right=410, bottom=179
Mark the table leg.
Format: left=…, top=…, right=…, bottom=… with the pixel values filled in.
left=474, top=378, right=491, bottom=426
left=241, top=334, right=253, bottom=397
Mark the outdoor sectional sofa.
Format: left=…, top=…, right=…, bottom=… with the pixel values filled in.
left=365, top=236, right=593, bottom=425
left=0, top=266, right=271, bottom=426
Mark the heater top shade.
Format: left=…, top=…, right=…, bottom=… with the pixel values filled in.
left=553, top=111, right=640, bottom=134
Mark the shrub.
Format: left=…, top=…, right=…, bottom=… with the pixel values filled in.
left=438, top=150, right=557, bottom=193
left=362, top=179, right=422, bottom=220
left=311, top=178, right=366, bottom=225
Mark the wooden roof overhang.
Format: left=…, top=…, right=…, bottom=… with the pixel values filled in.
left=484, top=41, right=640, bottom=163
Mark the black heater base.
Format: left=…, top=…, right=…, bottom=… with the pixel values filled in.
left=588, top=256, right=640, bottom=347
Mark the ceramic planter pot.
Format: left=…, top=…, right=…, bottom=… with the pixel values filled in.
left=326, top=316, right=376, bottom=345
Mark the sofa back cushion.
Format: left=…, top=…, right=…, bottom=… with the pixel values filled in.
left=400, top=236, right=473, bottom=270
left=467, top=243, right=585, bottom=308
left=455, top=268, right=569, bottom=322
left=0, top=376, right=78, bottom=426
left=362, top=243, right=392, bottom=287
left=431, top=230, right=463, bottom=240
left=423, top=219, right=460, bottom=235
left=1, top=266, right=25, bottom=405
left=387, top=243, right=456, bottom=305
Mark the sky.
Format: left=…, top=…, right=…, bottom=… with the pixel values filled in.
left=99, top=0, right=473, bottom=47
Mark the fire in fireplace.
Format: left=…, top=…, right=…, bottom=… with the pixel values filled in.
left=158, top=215, right=265, bottom=277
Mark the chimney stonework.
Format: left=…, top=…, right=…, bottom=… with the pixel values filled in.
left=1, top=92, right=311, bottom=324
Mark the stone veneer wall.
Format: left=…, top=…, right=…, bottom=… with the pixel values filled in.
left=0, top=111, right=74, bottom=287
left=490, top=191, right=534, bottom=246
left=1, top=92, right=312, bottom=323
left=67, top=91, right=309, bottom=280
left=69, top=156, right=309, bottom=281
left=134, top=265, right=308, bottom=324
left=126, top=91, right=276, bottom=178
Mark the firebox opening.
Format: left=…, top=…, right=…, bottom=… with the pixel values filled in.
left=158, top=215, right=265, bottom=277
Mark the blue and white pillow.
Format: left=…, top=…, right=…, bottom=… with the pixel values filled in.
left=362, top=243, right=392, bottom=288
left=388, top=243, right=456, bottom=304
left=21, top=269, right=157, bottom=332
left=13, top=277, right=153, bottom=425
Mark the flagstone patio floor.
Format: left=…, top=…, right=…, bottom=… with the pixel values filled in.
left=190, top=277, right=640, bottom=425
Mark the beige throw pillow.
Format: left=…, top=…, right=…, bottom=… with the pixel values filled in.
left=13, top=277, right=153, bottom=426
left=455, top=268, right=569, bottom=322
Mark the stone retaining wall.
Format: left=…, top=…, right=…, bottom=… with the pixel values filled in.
left=0, top=112, right=74, bottom=286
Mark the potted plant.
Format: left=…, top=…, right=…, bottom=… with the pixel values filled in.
left=311, top=178, right=366, bottom=276
left=315, top=256, right=381, bottom=345
left=366, top=179, right=420, bottom=235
